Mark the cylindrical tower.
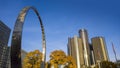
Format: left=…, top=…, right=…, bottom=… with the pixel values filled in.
left=91, top=37, right=109, bottom=63
left=79, top=29, right=91, bottom=66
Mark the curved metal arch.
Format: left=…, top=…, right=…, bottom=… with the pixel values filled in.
left=11, top=6, right=46, bottom=68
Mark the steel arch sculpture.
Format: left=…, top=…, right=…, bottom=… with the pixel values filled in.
left=10, top=6, right=46, bottom=68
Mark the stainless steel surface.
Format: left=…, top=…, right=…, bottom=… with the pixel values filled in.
left=10, top=6, right=46, bottom=68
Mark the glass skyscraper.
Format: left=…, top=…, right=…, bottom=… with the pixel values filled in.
left=68, top=36, right=84, bottom=68
left=91, top=37, right=109, bottom=63
left=68, top=29, right=91, bottom=68
left=67, top=29, right=109, bottom=68
left=0, top=20, right=11, bottom=68
left=79, top=29, right=91, bottom=66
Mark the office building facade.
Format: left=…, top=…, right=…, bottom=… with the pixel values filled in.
left=0, top=20, right=11, bottom=68
left=91, top=37, right=109, bottom=63
left=67, top=29, right=110, bottom=68
left=79, top=29, right=91, bottom=66
left=68, top=29, right=91, bottom=68
left=68, top=36, right=84, bottom=68
left=89, top=44, right=96, bottom=65
left=6, top=46, right=11, bottom=68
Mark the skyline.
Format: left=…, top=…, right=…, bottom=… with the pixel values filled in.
left=0, top=0, right=120, bottom=61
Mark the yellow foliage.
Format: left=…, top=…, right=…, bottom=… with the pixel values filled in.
left=23, top=50, right=43, bottom=68
left=49, top=50, right=77, bottom=68
left=50, top=50, right=66, bottom=65
left=23, top=50, right=77, bottom=68
left=66, top=56, right=77, bottom=68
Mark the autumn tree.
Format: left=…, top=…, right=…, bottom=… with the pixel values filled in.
left=49, top=50, right=76, bottom=68
left=64, top=56, right=76, bottom=68
left=23, top=50, right=43, bottom=68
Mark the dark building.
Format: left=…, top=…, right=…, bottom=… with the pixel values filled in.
left=0, top=20, right=11, bottom=68
left=91, top=37, right=109, bottom=63
left=6, top=46, right=11, bottom=68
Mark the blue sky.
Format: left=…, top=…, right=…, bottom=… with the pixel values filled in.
left=0, top=0, right=120, bottom=61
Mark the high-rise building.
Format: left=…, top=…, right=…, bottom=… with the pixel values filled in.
left=79, top=29, right=91, bottom=66
left=91, top=37, right=109, bottom=63
left=67, top=29, right=110, bottom=68
left=68, top=36, right=84, bottom=68
left=6, top=46, right=11, bottom=68
left=0, top=20, right=11, bottom=68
